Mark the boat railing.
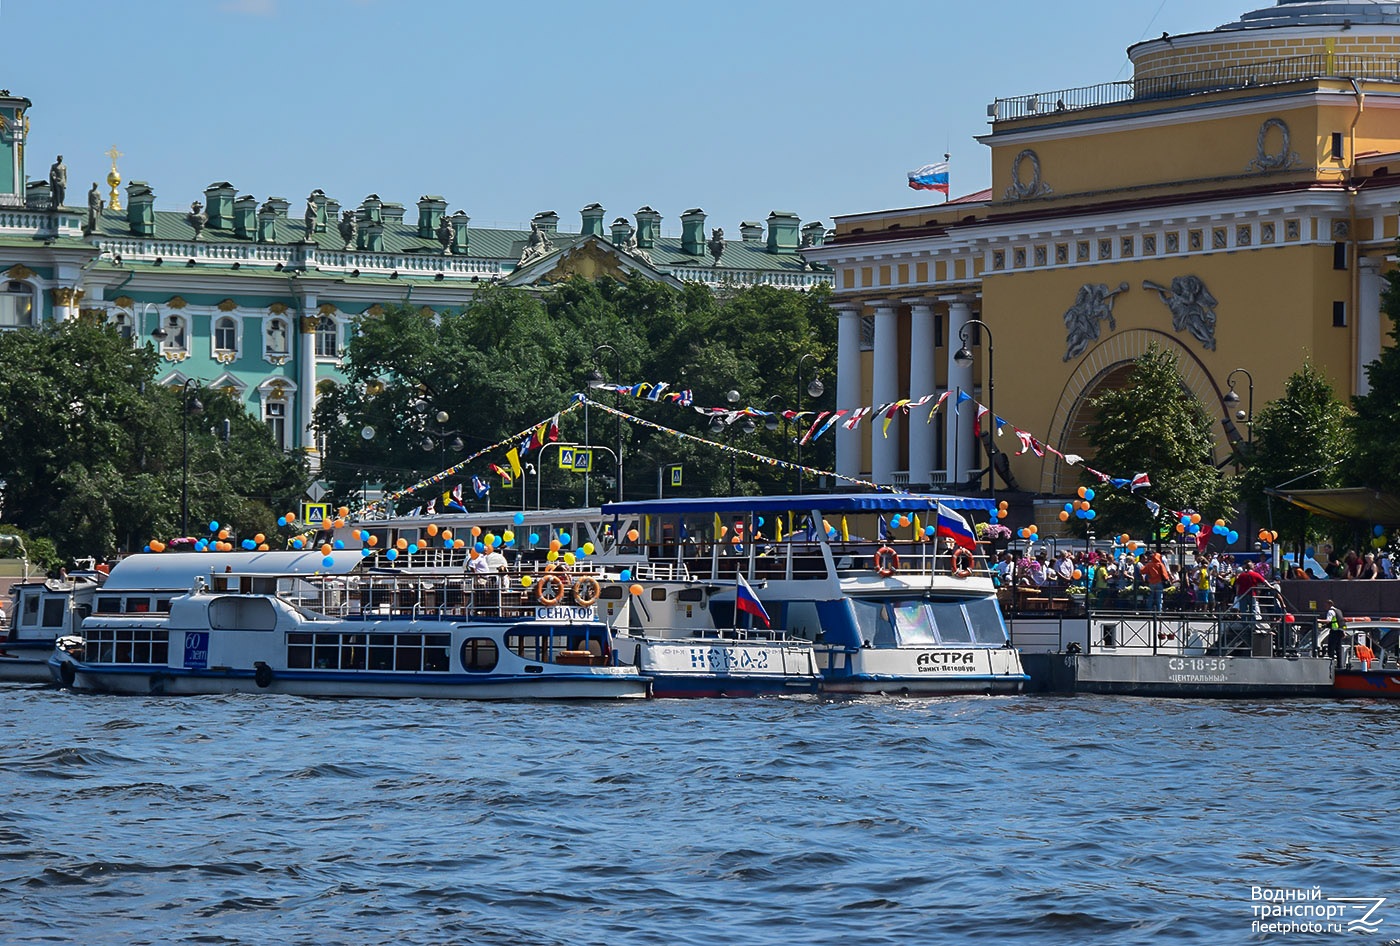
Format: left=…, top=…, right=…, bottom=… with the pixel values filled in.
left=282, top=574, right=554, bottom=621
left=1008, top=606, right=1323, bottom=658
left=612, top=538, right=991, bottom=583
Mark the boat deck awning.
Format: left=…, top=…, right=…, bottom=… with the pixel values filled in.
left=1267, top=487, right=1400, bottom=526
left=600, top=493, right=998, bottom=517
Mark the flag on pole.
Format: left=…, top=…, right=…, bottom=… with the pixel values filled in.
left=907, top=161, right=950, bottom=193
left=734, top=573, right=771, bottom=628
left=935, top=502, right=977, bottom=550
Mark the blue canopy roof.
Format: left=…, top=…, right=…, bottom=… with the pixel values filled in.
left=600, top=493, right=998, bottom=517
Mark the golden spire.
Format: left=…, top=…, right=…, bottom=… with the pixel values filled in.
left=104, top=144, right=123, bottom=211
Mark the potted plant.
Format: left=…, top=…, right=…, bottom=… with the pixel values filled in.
left=975, top=521, right=1013, bottom=552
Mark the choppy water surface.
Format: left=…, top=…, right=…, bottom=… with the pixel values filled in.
left=0, top=689, right=1394, bottom=945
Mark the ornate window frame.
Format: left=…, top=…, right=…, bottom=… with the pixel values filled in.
left=257, top=377, right=298, bottom=451
left=211, top=314, right=242, bottom=363
left=0, top=278, right=37, bottom=329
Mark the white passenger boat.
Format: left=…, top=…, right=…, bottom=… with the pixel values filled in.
left=0, top=569, right=108, bottom=683
left=48, top=551, right=649, bottom=700
left=597, top=494, right=1028, bottom=696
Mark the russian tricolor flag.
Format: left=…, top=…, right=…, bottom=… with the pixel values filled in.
left=935, top=502, right=977, bottom=551
left=907, top=161, right=950, bottom=194
left=735, top=573, right=771, bottom=628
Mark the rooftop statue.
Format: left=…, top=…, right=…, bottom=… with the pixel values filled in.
left=84, top=182, right=102, bottom=235
left=519, top=221, right=553, bottom=267
left=338, top=210, right=358, bottom=251
left=436, top=214, right=453, bottom=253
left=188, top=200, right=208, bottom=240
left=708, top=228, right=725, bottom=266
left=48, top=155, right=66, bottom=209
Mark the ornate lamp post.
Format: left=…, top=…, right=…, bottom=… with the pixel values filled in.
left=180, top=378, right=203, bottom=536
left=953, top=319, right=994, bottom=505
left=795, top=354, right=823, bottom=493
left=1224, top=367, right=1255, bottom=450
left=414, top=400, right=464, bottom=472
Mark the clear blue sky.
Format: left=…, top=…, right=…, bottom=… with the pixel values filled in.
left=5, top=0, right=1259, bottom=234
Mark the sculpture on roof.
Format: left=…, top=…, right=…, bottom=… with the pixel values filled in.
left=1144, top=276, right=1218, bottom=351
left=304, top=196, right=318, bottom=240
left=84, top=183, right=102, bottom=235
left=518, top=221, right=554, bottom=267
left=619, top=227, right=649, bottom=264
left=48, top=155, right=66, bottom=209
left=188, top=201, right=208, bottom=241
left=338, top=210, right=358, bottom=251
left=436, top=214, right=453, bottom=253
left=1062, top=282, right=1129, bottom=362
left=708, top=228, right=725, bottom=266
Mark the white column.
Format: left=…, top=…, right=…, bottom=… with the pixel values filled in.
left=835, top=304, right=863, bottom=479
left=870, top=302, right=900, bottom=486
left=1358, top=256, right=1382, bottom=396
left=905, top=298, right=937, bottom=488
left=944, top=296, right=973, bottom=483
left=297, top=294, right=318, bottom=461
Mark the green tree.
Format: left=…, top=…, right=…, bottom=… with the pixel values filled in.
left=1083, top=343, right=1237, bottom=538
left=1350, top=263, right=1400, bottom=492
left=1239, top=361, right=1352, bottom=552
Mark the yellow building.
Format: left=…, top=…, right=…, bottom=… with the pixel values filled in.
left=807, top=0, right=1400, bottom=512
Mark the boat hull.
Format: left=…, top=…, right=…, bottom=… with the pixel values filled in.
left=619, top=636, right=821, bottom=699
left=1334, top=667, right=1400, bottom=698
left=1023, top=653, right=1335, bottom=698
left=817, top=646, right=1028, bottom=696
left=0, top=642, right=64, bottom=683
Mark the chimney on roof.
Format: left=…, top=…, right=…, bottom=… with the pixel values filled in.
left=257, top=197, right=288, bottom=243
left=324, top=197, right=340, bottom=223
left=680, top=208, right=706, bottom=256
left=126, top=181, right=155, bottom=237
left=740, top=221, right=763, bottom=243
left=532, top=211, right=559, bottom=235
left=307, top=189, right=328, bottom=233
left=766, top=210, right=800, bottom=254
left=635, top=206, right=661, bottom=250
left=233, top=194, right=258, bottom=239
left=380, top=201, right=405, bottom=225
left=610, top=217, right=634, bottom=246
left=449, top=210, right=470, bottom=255
left=580, top=203, right=605, bottom=238
left=204, top=182, right=235, bottom=230
left=800, top=220, right=826, bottom=248
left=360, top=194, right=383, bottom=226
left=417, top=195, right=447, bottom=239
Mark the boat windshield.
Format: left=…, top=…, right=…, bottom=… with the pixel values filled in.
left=855, top=597, right=1008, bottom=647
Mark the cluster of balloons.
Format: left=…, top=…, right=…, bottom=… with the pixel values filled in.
left=1372, top=524, right=1388, bottom=549
left=1202, top=517, right=1240, bottom=545
left=1060, top=486, right=1097, bottom=522
left=1017, top=523, right=1040, bottom=541
left=996, top=499, right=1008, bottom=520
left=1256, top=528, right=1279, bottom=546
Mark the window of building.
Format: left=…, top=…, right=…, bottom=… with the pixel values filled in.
left=1333, top=301, right=1347, bottom=327
left=214, top=316, right=237, bottom=352
left=1333, top=242, right=1348, bottom=271
left=265, top=399, right=288, bottom=449
left=265, top=317, right=288, bottom=354
left=160, top=314, right=189, bottom=353
left=109, top=309, right=133, bottom=341
left=0, top=281, right=35, bottom=328
left=1331, top=132, right=1344, bottom=161
left=315, top=316, right=339, bottom=358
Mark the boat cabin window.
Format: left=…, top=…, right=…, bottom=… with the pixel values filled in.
left=96, top=595, right=122, bottom=614
left=650, top=588, right=667, bottom=602
left=460, top=637, right=499, bottom=673
left=964, top=598, right=1009, bottom=645
left=20, top=593, right=38, bottom=627
left=851, top=599, right=896, bottom=648
left=927, top=601, right=974, bottom=644
left=41, top=597, right=66, bottom=628
left=286, top=631, right=450, bottom=672
left=505, top=625, right=607, bottom=663
left=209, top=597, right=277, bottom=631
left=893, top=600, right=940, bottom=645
left=128, top=597, right=151, bottom=613
left=599, top=585, right=624, bottom=600
left=87, top=627, right=170, bottom=665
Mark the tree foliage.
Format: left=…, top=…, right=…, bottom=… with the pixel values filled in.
left=1083, top=343, right=1237, bottom=537
left=315, top=278, right=836, bottom=508
left=0, top=320, right=306, bottom=560
left=1239, top=360, right=1352, bottom=550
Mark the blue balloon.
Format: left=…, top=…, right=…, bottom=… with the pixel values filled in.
left=757, top=517, right=765, bottom=527
left=143, top=544, right=151, bottom=553
left=529, top=532, right=540, bottom=545
left=407, top=543, right=419, bottom=554
left=1188, top=524, right=1199, bottom=534
left=1063, top=503, right=1073, bottom=512
left=1227, top=530, right=1239, bottom=544
left=925, top=526, right=935, bottom=536
left=576, top=548, right=588, bottom=558
left=1376, top=525, right=1386, bottom=537
left=559, top=532, right=572, bottom=546
left=386, top=548, right=398, bottom=561
left=322, top=556, right=335, bottom=567
left=475, top=541, right=485, bottom=553
left=620, top=569, right=632, bottom=581
left=277, top=516, right=288, bottom=527
left=292, top=538, right=304, bottom=550
left=208, top=521, right=219, bottom=532
left=361, top=548, right=372, bottom=558
left=1083, top=488, right=1095, bottom=501
left=444, top=539, right=453, bottom=548
left=1085, top=509, right=1097, bottom=520
left=242, top=539, right=256, bottom=550
left=505, top=539, right=515, bottom=547
left=514, top=512, right=525, bottom=525
left=333, top=539, right=345, bottom=550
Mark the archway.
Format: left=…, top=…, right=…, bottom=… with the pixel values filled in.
left=1037, top=329, right=1230, bottom=495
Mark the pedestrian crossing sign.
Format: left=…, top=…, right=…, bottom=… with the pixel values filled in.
left=558, top=447, right=576, bottom=470
left=669, top=464, right=683, bottom=487
left=572, top=449, right=593, bottom=472
left=302, top=502, right=330, bottom=524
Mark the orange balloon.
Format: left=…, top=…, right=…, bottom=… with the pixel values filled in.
left=254, top=533, right=266, bottom=544
left=627, top=529, right=640, bottom=542
left=629, top=584, right=644, bottom=596
left=1059, top=511, right=1070, bottom=521
left=337, top=506, right=349, bottom=518
left=320, top=544, right=332, bottom=556
left=427, top=524, right=439, bottom=536
left=1177, top=523, right=1187, bottom=533
left=286, top=512, right=297, bottom=523
left=471, top=526, right=482, bottom=537
left=218, top=529, right=230, bottom=540
left=1190, top=513, right=1201, bottom=524
left=257, top=543, right=269, bottom=551
left=1077, top=486, right=1088, bottom=499
left=1072, top=569, right=1083, bottom=580
left=442, top=529, right=453, bottom=540
left=453, top=539, right=465, bottom=549
left=367, top=535, right=378, bottom=547
left=332, top=518, right=345, bottom=529
left=395, top=538, right=408, bottom=550
left=997, top=509, right=1007, bottom=519
left=549, top=539, right=562, bottom=552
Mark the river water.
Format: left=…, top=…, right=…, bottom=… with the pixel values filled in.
left=0, top=688, right=1394, bottom=945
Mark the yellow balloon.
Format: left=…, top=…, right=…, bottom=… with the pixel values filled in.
left=582, top=542, right=594, bottom=555
left=520, top=575, right=534, bottom=588
left=503, top=530, right=514, bottom=543
left=547, top=550, right=559, bottom=562
left=564, top=552, right=576, bottom=565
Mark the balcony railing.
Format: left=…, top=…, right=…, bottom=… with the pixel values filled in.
left=992, top=52, right=1400, bottom=122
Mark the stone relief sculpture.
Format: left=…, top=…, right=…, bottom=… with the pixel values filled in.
left=338, top=210, right=358, bottom=250
left=187, top=200, right=208, bottom=240
left=1143, top=276, right=1218, bottom=350
left=708, top=227, right=725, bottom=266
left=1246, top=117, right=1301, bottom=173
left=436, top=214, right=453, bottom=253
left=1062, top=282, right=1128, bottom=362
left=48, top=155, right=66, bottom=208
left=1003, top=148, right=1051, bottom=200
left=518, top=221, right=554, bottom=267
left=84, top=182, right=102, bottom=234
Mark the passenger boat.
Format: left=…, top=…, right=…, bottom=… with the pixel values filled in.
left=49, top=551, right=649, bottom=700
left=330, top=509, right=824, bottom=699
left=1327, top=618, right=1400, bottom=698
left=597, top=494, right=1028, bottom=696
left=0, top=567, right=108, bottom=683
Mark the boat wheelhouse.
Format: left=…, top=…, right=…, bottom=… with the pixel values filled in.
left=1, top=570, right=107, bottom=682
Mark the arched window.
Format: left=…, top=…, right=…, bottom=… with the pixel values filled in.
left=109, top=309, right=133, bottom=341
left=264, top=399, right=288, bottom=449
left=160, top=314, right=188, bottom=352
left=315, top=316, right=338, bottom=358
left=214, top=317, right=237, bottom=352
left=265, top=317, right=288, bottom=354
left=0, top=281, right=35, bottom=328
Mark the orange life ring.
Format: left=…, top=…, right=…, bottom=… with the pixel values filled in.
left=572, top=576, right=601, bottom=606
left=952, top=548, right=975, bottom=579
left=535, top=574, right=567, bottom=606
left=874, top=546, right=900, bottom=577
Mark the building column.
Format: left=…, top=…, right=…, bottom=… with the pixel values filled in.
left=1358, top=256, right=1382, bottom=396
left=870, top=301, right=900, bottom=486
left=50, top=286, right=82, bottom=322
left=905, top=298, right=937, bottom=488
left=943, top=296, right=974, bottom=484
left=297, top=294, right=318, bottom=460
left=834, top=303, right=863, bottom=479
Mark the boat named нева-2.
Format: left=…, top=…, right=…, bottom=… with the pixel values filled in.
left=48, top=551, right=649, bottom=700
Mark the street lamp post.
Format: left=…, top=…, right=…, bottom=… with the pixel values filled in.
left=764, top=394, right=790, bottom=490
left=953, top=320, right=995, bottom=505
left=712, top=390, right=752, bottom=496
left=795, top=354, right=823, bottom=494
left=1224, top=367, right=1255, bottom=451
left=413, top=400, right=464, bottom=473
left=180, top=378, right=203, bottom=537
left=588, top=344, right=623, bottom=502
